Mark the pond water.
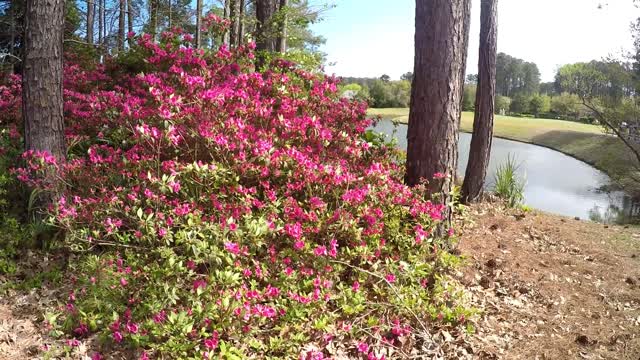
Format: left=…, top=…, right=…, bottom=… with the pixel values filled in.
left=372, top=120, right=638, bottom=224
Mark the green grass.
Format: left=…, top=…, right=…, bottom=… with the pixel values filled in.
left=367, top=108, right=638, bottom=193
left=367, top=108, right=603, bottom=136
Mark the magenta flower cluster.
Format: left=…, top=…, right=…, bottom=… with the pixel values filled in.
left=0, top=20, right=465, bottom=359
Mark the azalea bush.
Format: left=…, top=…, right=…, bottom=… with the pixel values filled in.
left=0, top=18, right=471, bottom=360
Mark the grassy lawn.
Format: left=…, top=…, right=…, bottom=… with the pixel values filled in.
left=367, top=108, right=638, bottom=192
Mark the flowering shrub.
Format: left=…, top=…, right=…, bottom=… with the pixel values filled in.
left=0, top=22, right=471, bottom=359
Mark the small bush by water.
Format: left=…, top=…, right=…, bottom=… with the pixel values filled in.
left=494, top=155, right=526, bottom=208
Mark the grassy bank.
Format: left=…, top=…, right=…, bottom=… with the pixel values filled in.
left=367, top=108, right=638, bottom=193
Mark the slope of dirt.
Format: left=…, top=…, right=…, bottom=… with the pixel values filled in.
left=457, top=203, right=640, bottom=359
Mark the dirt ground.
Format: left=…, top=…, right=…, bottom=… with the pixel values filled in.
left=1, top=203, right=639, bottom=359
left=456, top=203, right=640, bottom=360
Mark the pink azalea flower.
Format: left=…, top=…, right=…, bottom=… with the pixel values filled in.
left=126, top=322, right=139, bottom=334
left=293, top=240, right=305, bottom=251
left=193, top=279, right=207, bottom=291
left=313, top=245, right=327, bottom=256
left=204, top=331, right=219, bottom=349
left=66, top=338, right=81, bottom=347
left=113, top=331, right=123, bottom=343
left=224, top=242, right=240, bottom=254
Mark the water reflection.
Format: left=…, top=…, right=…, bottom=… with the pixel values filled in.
left=372, top=120, right=638, bottom=224
left=588, top=194, right=640, bottom=224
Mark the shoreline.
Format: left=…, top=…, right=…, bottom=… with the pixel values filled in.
left=368, top=108, right=638, bottom=195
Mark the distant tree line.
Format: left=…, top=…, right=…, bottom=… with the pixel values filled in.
left=466, top=55, right=633, bottom=123
left=339, top=75, right=412, bottom=108
left=342, top=52, right=634, bottom=125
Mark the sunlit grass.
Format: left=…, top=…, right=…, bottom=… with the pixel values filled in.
left=367, top=108, right=637, bottom=193
left=366, top=108, right=603, bottom=138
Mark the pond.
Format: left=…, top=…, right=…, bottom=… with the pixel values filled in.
left=372, top=120, right=638, bottom=224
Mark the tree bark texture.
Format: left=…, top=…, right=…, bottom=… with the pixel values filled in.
left=127, top=0, right=134, bottom=38
left=23, top=0, right=66, bottom=161
left=276, top=0, right=288, bottom=52
left=462, top=0, right=498, bottom=202
left=118, top=0, right=125, bottom=51
left=405, top=0, right=471, bottom=210
left=98, top=0, right=104, bottom=43
left=195, top=0, right=203, bottom=48
left=256, top=0, right=277, bottom=52
left=149, top=0, right=158, bottom=40
left=229, top=0, right=239, bottom=46
left=222, top=0, right=230, bottom=44
left=87, top=0, right=94, bottom=44
left=238, top=0, right=245, bottom=45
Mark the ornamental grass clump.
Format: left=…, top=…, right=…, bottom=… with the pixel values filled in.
left=0, top=17, right=472, bottom=359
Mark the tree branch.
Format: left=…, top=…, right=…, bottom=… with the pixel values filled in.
left=0, top=53, right=21, bottom=62
left=581, top=98, right=640, bottom=166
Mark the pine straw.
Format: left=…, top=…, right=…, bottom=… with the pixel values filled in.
left=456, top=202, right=640, bottom=359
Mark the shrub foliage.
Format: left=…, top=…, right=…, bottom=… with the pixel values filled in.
left=0, top=21, right=470, bottom=359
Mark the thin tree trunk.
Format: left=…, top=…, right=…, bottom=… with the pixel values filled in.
left=222, top=0, right=230, bottom=44
left=195, top=0, right=202, bottom=48
left=149, top=0, right=158, bottom=40
left=127, top=0, right=134, bottom=37
left=256, top=0, right=276, bottom=52
left=168, top=0, right=172, bottom=29
left=276, top=0, right=288, bottom=52
left=87, top=0, right=94, bottom=44
left=118, top=0, right=125, bottom=51
left=98, top=0, right=104, bottom=43
left=9, top=3, right=15, bottom=73
left=462, top=0, right=498, bottom=203
left=23, top=0, right=66, bottom=178
left=238, top=0, right=245, bottom=45
left=405, top=0, right=471, bottom=220
left=229, top=0, right=238, bottom=46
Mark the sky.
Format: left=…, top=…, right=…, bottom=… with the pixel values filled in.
left=310, top=0, right=640, bottom=82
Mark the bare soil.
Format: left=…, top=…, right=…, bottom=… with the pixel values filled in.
left=457, top=203, right=640, bottom=360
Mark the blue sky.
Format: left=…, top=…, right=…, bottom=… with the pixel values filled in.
left=311, top=0, right=639, bottom=82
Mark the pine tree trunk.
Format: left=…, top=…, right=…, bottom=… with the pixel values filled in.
left=238, top=0, right=245, bottom=45
left=195, top=0, right=202, bottom=48
left=256, top=0, right=276, bottom=52
left=9, top=3, right=15, bottom=73
left=276, top=0, right=288, bottom=53
left=23, top=0, right=66, bottom=172
left=127, top=0, right=134, bottom=37
left=87, top=0, right=94, bottom=44
left=118, top=0, right=125, bottom=51
left=149, top=0, right=158, bottom=40
left=461, top=0, right=498, bottom=203
left=405, top=0, right=470, bottom=217
left=168, top=0, right=172, bottom=29
left=98, top=0, right=104, bottom=44
left=229, top=0, right=238, bottom=46
left=222, top=0, right=230, bottom=44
